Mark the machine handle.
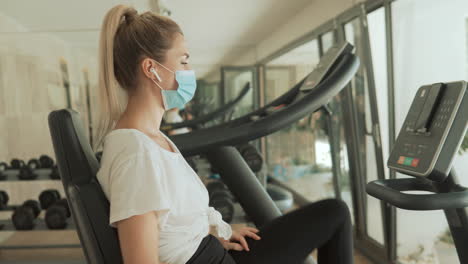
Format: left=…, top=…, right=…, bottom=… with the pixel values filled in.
left=366, top=178, right=468, bottom=210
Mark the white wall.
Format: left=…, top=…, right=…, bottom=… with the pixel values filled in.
left=0, top=11, right=98, bottom=162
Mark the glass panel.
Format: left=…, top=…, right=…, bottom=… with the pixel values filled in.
left=265, top=40, right=337, bottom=202
left=223, top=69, right=254, bottom=118
left=321, top=31, right=335, bottom=53
left=368, top=8, right=390, bottom=180
left=392, top=0, right=468, bottom=263
left=194, top=80, right=221, bottom=116
left=344, top=17, right=385, bottom=245
left=329, top=92, right=354, bottom=225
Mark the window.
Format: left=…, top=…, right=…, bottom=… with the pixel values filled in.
left=265, top=40, right=337, bottom=202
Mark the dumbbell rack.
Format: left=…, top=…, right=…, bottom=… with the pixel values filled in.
left=0, top=168, right=80, bottom=249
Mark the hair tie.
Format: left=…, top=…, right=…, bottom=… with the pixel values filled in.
left=123, top=9, right=138, bottom=24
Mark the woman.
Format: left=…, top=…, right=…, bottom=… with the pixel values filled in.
left=95, top=5, right=353, bottom=264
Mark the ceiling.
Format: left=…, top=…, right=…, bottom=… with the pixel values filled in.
left=0, top=0, right=313, bottom=78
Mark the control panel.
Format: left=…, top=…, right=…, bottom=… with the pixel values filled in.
left=388, top=81, right=467, bottom=181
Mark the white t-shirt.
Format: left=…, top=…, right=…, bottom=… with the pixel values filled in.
left=96, top=129, right=232, bottom=264
left=164, top=111, right=191, bottom=135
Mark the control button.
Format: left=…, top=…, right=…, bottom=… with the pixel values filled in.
left=403, top=157, right=413, bottom=166
left=397, top=156, right=405, bottom=165
left=411, top=158, right=420, bottom=167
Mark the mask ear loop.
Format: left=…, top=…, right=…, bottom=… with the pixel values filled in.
left=149, top=71, right=168, bottom=110
left=149, top=68, right=165, bottom=90
left=153, top=60, right=175, bottom=74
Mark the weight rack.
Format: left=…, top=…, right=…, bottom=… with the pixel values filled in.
left=0, top=164, right=80, bottom=249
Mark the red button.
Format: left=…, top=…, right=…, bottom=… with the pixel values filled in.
left=397, top=156, right=405, bottom=165
left=411, top=158, right=420, bottom=167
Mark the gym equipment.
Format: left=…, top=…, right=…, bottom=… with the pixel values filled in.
left=170, top=42, right=358, bottom=221
left=47, top=41, right=357, bottom=264
left=39, top=189, right=61, bottom=210
left=0, top=190, right=9, bottom=210
left=50, top=165, right=61, bottom=179
left=206, top=181, right=235, bottom=223
left=0, top=162, right=7, bottom=180
left=39, top=155, right=55, bottom=168
left=236, top=143, right=263, bottom=173
left=206, top=180, right=228, bottom=194
left=18, top=165, right=39, bottom=180
left=12, top=200, right=41, bottom=230
left=27, top=159, right=41, bottom=170
left=267, top=184, right=294, bottom=212
left=45, top=198, right=71, bottom=229
left=10, top=159, right=25, bottom=170
left=161, top=82, right=251, bottom=132
left=0, top=162, right=8, bottom=171
left=367, top=81, right=468, bottom=263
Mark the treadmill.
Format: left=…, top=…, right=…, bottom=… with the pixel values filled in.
left=169, top=41, right=360, bottom=230
left=161, top=82, right=251, bottom=132
left=367, top=82, right=468, bottom=263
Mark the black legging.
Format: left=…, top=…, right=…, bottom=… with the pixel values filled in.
left=186, top=199, right=353, bottom=264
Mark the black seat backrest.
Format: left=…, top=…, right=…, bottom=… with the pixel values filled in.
left=48, top=109, right=123, bottom=264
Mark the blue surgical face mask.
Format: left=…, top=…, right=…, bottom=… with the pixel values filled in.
left=150, top=60, right=197, bottom=111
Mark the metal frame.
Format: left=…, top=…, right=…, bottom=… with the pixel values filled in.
left=383, top=0, right=397, bottom=262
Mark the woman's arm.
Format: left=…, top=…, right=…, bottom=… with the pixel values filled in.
left=116, top=211, right=168, bottom=264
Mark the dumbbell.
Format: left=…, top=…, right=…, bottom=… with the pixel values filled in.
left=18, top=164, right=39, bottom=180
left=206, top=181, right=228, bottom=194
left=0, top=162, right=7, bottom=180
left=206, top=180, right=236, bottom=202
left=0, top=190, right=9, bottom=210
left=39, top=189, right=61, bottom=210
left=49, top=165, right=60, bottom=180
left=45, top=198, right=71, bottom=229
left=39, top=155, right=54, bottom=169
left=27, top=159, right=41, bottom=170
left=12, top=200, right=41, bottom=230
left=10, top=159, right=25, bottom=170
left=237, top=144, right=263, bottom=173
left=206, top=181, right=235, bottom=223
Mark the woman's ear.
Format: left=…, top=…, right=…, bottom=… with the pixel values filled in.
left=141, top=57, right=157, bottom=80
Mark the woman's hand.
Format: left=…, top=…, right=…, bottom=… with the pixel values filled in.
left=217, top=226, right=261, bottom=252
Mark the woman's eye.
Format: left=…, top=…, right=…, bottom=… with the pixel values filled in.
left=181, top=62, right=188, bottom=65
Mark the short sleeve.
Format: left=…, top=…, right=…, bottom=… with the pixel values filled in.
left=108, top=151, right=171, bottom=228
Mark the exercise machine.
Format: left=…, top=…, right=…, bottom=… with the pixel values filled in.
left=367, top=82, right=468, bottom=263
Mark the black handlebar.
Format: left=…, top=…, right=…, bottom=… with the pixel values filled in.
left=366, top=178, right=468, bottom=210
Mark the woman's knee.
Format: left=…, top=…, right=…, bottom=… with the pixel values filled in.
left=307, top=199, right=351, bottom=221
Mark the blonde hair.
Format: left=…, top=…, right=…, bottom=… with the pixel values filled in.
left=94, top=5, right=182, bottom=150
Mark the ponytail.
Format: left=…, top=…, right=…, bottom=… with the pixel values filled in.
left=94, top=5, right=137, bottom=151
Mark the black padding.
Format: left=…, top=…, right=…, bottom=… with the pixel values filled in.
left=48, top=109, right=123, bottom=264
